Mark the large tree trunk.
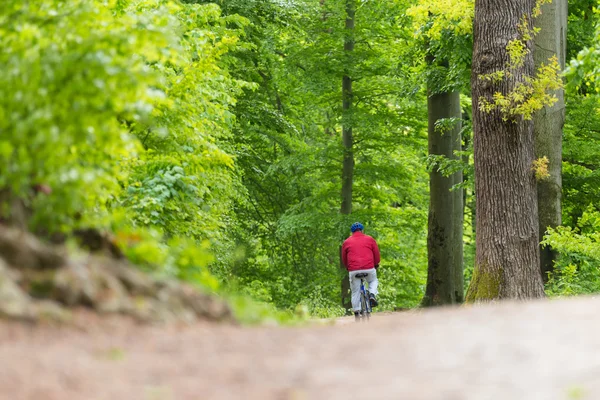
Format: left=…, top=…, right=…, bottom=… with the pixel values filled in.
left=423, top=90, right=463, bottom=306
left=467, top=0, right=545, bottom=300
left=534, top=0, right=567, bottom=282
left=339, top=0, right=355, bottom=310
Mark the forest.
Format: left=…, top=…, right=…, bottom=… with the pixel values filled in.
left=2, top=0, right=600, bottom=321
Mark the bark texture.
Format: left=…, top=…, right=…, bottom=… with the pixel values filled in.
left=423, top=90, right=464, bottom=306
left=339, top=0, right=355, bottom=310
left=533, top=0, right=566, bottom=281
left=452, top=105, right=465, bottom=302
left=467, top=0, right=545, bottom=300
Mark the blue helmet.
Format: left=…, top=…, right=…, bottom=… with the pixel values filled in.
left=351, top=222, right=364, bottom=233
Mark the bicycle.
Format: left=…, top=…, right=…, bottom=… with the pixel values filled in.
left=355, top=272, right=372, bottom=321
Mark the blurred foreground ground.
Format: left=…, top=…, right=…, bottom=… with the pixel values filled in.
left=1, top=296, right=598, bottom=400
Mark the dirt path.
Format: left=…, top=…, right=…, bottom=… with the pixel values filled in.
left=1, top=296, right=599, bottom=400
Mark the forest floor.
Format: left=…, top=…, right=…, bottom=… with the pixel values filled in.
left=1, top=296, right=599, bottom=400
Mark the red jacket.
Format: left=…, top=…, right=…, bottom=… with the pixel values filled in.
left=341, top=231, right=380, bottom=271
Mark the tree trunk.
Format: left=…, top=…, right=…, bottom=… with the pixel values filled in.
left=452, top=107, right=464, bottom=302
left=423, top=90, right=463, bottom=306
left=467, top=0, right=545, bottom=301
left=533, top=0, right=566, bottom=282
left=339, top=0, right=355, bottom=310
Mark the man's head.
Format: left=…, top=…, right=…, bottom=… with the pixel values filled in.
left=350, top=222, right=364, bottom=233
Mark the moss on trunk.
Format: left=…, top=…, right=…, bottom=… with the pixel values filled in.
left=465, top=265, right=503, bottom=302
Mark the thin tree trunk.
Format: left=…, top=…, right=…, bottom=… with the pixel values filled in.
left=463, top=132, right=476, bottom=243
left=339, top=0, right=355, bottom=310
left=423, top=90, right=462, bottom=306
left=340, top=1, right=354, bottom=216
left=452, top=108, right=464, bottom=302
left=534, top=0, right=566, bottom=282
left=467, top=0, right=545, bottom=301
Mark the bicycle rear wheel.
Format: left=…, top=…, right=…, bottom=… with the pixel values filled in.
left=360, top=292, right=370, bottom=321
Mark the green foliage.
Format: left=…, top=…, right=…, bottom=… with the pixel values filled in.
left=210, top=0, right=432, bottom=314
left=0, top=0, right=176, bottom=230
left=226, top=291, right=309, bottom=325
left=0, top=0, right=241, bottom=295
left=479, top=56, right=562, bottom=121
left=109, top=212, right=219, bottom=290
left=565, top=8, right=600, bottom=93
left=544, top=209, right=600, bottom=296
left=118, top=1, right=252, bottom=273
left=546, top=7, right=600, bottom=300
left=562, top=94, right=600, bottom=227
left=562, top=9, right=600, bottom=231
left=408, top=0, right=473, bottom=94
left=566, top=0, right=597, bottom=62
left=407, top=0, right=473, bottom=41
left=298, top=285, right=346, bottom=319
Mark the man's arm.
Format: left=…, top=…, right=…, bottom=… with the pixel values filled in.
left=341, top=240, right=348, bottom=268
left=372, top=238, right=381, bottom=267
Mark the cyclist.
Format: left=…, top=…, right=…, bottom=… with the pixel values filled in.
left=341, top=222, right=380, bottom=318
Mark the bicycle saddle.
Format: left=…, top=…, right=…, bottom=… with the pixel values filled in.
left=355, top=273, right=368, bottom=278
